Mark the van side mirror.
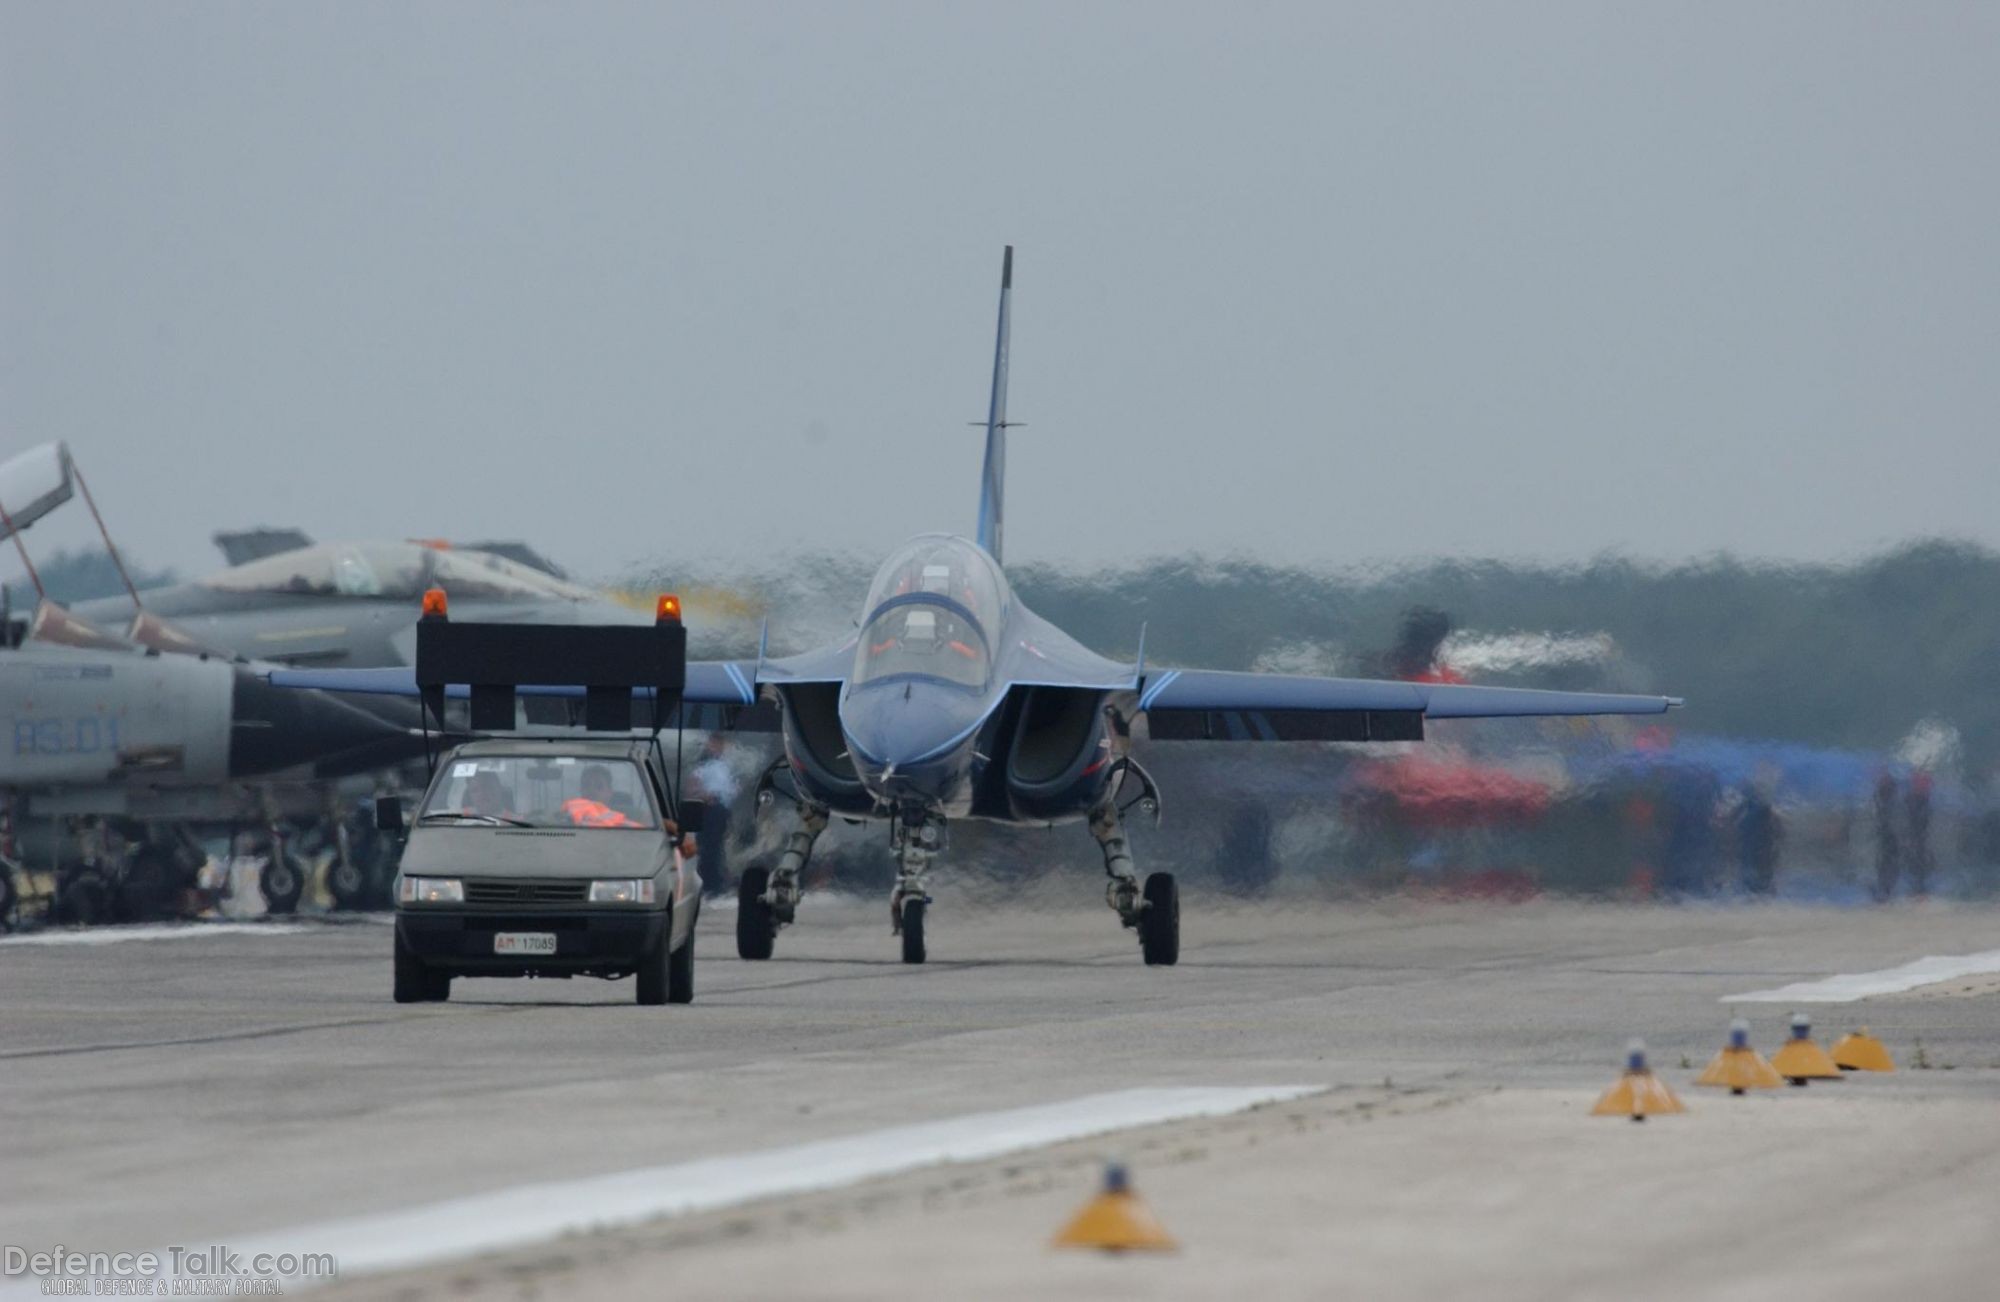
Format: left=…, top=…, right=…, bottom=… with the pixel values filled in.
left=676, top=799, right=707, bottom=845
left=374, top=795, right=404, bottom=832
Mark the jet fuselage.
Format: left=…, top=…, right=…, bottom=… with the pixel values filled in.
left=777, top=534, right=1128, bottom=826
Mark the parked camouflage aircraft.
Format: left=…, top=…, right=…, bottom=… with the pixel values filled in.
left=0, top=445, right=438, bottom=920
left=74, top=539, right=635, bottom=670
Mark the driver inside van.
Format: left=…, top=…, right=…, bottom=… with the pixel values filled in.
left=465, top=770, right=515, bottom=820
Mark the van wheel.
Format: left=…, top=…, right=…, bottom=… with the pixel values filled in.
left=636, top=925, right=670, bottom=1005
left=393, top=928, right=429, bottom=1003
left=668, top=906, right=696, bottom=1004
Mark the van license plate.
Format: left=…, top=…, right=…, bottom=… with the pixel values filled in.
left=494, top=932, right=557, bottom=956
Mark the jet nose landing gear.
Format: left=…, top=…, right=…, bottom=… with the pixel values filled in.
left=889, top=809, right=941, bottom=964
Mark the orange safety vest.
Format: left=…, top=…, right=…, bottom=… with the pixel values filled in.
left=562, top=798, right=638, bottom=828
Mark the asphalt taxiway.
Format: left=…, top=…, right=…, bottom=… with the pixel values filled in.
left=3, top=889, right=1996, bottom=1300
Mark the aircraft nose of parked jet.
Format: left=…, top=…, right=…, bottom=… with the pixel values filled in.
left=227, top=668, right=420, bottom=779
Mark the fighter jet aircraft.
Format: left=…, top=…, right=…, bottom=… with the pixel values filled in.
left=276, top=248, right=1681, bottom=966
left=0, top=444, right=420, bottom=794
left=0, top=602, right=431, bottom=922
left=74, top=538, right=634, bottom=669
left=213, top=527, right=576, bottom=582
left=2, top=620, right=422, bottom=796
left=0, top=446, right=436, bottom=920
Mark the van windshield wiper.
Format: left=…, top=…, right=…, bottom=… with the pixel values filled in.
left=417, top=811, right=535, bottom=828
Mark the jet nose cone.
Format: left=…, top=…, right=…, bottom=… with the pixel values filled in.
left=229, top=670, right=421, bottom=779
left=841, top=680, right=986, bottom=771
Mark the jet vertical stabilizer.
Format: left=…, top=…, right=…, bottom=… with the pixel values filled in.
left=976, top=245, right=1013, bottom=564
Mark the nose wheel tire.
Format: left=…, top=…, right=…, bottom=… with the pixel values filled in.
left=900, top=898, right=927, bottom=965
left=1139, top=872, right=1179, bottom=966
left=737, top=867, right=776, bottom=960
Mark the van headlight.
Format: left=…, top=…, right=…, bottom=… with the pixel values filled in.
left=398, top=877, right=464, bottom=905
left=588, top=879, right=656, bottom=904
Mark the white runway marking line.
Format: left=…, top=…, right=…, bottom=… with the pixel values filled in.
left=0, top=922, right=314, bottom=948
left=15, top=1086, right=1318, bottom=1295
left=1724, top=949, right=2000, bottom=1003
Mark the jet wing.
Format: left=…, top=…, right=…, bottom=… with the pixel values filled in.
left=1138, top=669, right=1679, bottom=742
left=268, top=647, right=856, bottom=732
left=269, top=661, right=763, bottom=704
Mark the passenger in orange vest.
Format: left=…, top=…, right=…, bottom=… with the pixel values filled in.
left=563, top=765, right=641, bottom=828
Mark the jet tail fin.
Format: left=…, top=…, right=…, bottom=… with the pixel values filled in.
left=976, top=245, right=1013, bottom=564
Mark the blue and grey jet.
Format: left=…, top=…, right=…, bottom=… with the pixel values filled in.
left=278, top=249, right=1680, bottom=966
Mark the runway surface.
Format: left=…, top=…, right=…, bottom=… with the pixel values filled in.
left=4, top=888, right=1997, bottom=1300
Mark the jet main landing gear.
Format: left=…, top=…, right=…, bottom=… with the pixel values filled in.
left=738, top=770, right=824, bottom=961
left=1090, top=787, right=1177, bottom=967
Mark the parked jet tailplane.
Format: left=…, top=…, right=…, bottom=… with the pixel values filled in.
left=272, top=248, right=1682, bottom=967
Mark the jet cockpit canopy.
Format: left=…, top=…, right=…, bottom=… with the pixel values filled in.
left=851, top=535, right=1008, bottom=692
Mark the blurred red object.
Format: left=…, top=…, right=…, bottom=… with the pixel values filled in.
left=1349, top=756, right=1551, bottom=826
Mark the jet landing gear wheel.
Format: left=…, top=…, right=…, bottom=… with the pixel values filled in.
left=737, top=867, right=776, bottom=960
left=1139, top=872, right=1179, bottom=967
left=327, top=855, right=370, bottom=911
left=900, top=898, right=927, bottom=965
left=260, top=847, right=304, bottom=915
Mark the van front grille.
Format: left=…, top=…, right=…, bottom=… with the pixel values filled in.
left=462, top=878, right=590, bottom=906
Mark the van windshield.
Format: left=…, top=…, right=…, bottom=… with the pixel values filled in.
left=419, top=755, right=657, bottom=829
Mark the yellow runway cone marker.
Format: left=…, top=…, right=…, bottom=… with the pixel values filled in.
left=1052, top=1163, right=1178, bottom=1253
left=1591, top=1040, right=1685, bottom=1121
left=1769, top=1012, right=1843, bottom=1086
left=1831, top=1027, right=1895, bottom=1072
left=1697, top=1018, right=1784, bottom=1095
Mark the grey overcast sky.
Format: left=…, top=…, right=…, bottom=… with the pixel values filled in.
left=2, top=2, right=1995, bottom=582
